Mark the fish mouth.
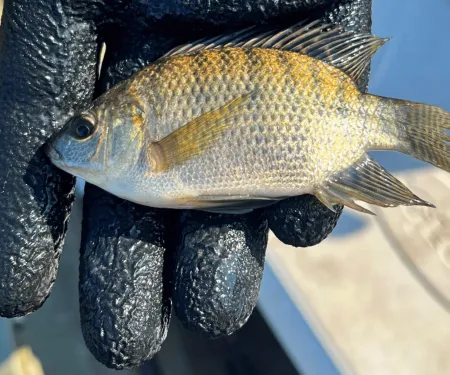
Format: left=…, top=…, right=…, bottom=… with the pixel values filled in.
left=44, top=142, right=63, bottom=163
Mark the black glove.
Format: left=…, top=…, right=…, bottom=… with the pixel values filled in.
left=0, top=0, right=372, bottom=369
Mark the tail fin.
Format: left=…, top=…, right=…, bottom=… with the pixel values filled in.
left=391, top=99, right=450, bottom=172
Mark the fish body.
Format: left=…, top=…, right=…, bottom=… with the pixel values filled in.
left=100, top=48, right=382, bottom=205
left=46, top=21, right=450, bottom=215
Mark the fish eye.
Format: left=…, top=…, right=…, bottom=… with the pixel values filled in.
left=70, top=117, right=96, bottom=140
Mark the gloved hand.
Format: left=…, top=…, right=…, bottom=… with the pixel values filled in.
left=0, top=0, right=372, bottom=369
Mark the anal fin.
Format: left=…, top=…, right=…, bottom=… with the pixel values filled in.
left=315, top=189, right=339, bottom=213
left=317, top=154, right=435, bottom=215
left=318, top=187, right=376, bottom=215
left=316, top=188, right=375, bottom=214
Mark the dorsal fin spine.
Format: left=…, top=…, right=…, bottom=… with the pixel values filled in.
left=160, top=19, right=390, bottom=83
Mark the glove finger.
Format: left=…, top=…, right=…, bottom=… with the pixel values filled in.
left=77, top=28, right=180, bottom=369
left=79, top=184, right=172, bottom=369
left=172, top=209, right=268, bottom=338
left=0, top=2, right=98, bottom=317
left=268, top=0, right=373, bottom=248
left=145, top=0, right=335, bottom=26
left=267, top=195, right=343, bottom=247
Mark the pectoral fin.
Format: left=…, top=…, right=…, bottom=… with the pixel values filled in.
left=150, top=93, right=253, bottom=173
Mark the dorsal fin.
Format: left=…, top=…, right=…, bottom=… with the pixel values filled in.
left=161, top=20, right=390, bottom=83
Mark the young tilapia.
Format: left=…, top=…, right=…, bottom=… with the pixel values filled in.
left=46, top=20, right=450, bottom=215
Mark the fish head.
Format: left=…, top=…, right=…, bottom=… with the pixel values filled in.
left=45, top=109, right=109, bottom=184
left=45, top=85, right=147, bottom=186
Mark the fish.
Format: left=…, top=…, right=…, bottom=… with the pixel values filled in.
left=45, top=20, right=450, bottom=215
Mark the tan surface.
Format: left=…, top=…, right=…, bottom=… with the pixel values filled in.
left=375, top=169, right=450, bottom=307
left=267, top=167, right=450, bottom=375
left=0, top=347, right=44, bottom=375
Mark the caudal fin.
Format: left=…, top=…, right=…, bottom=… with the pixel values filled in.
left=391, top=99, right=450, bottom=172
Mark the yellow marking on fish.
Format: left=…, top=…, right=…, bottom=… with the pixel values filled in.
left=342, top=84, right=360, bottom=103
left=131, top=102, right=145, bottom=121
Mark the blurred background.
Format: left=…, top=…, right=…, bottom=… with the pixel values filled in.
left=1, top=0, right=450, bottom=374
